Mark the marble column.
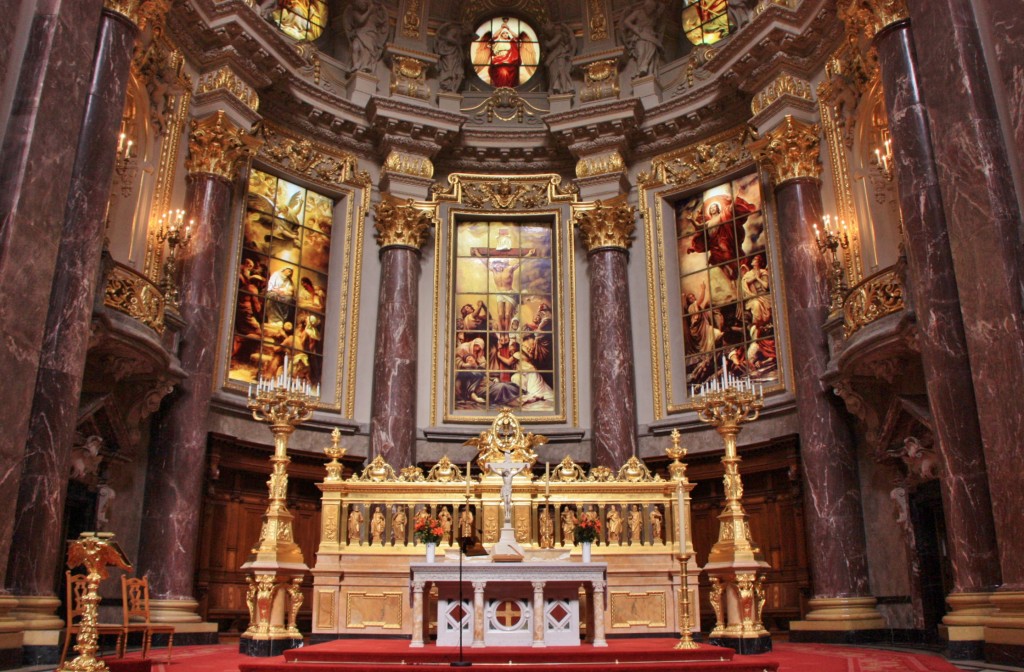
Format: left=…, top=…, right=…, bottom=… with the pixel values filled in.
left=0, top=0, right=104, bottom=608
left=531, top=581, right=545, bottom=646
left=136, top=112, right=259, bottom=627
left=749, top=116, right=884, bottom=639
left=410, top=580, right=425, bottom=647
left=847, top=2, right=1003, bottom=654
left=368, top=194, right=435, bottom=468
left=574, top=200, right=638, bottom=469
left=472, top=581, right=486, bottom=647
left=6, top=5, right=139, bottom=643
left=590, top=579, right=607, bottom=647
left=902, top=0, right=1024, bottom=594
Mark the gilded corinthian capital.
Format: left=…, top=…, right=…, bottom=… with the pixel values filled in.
left=103, top=0, right=140, bottom=23
left=185, top=112, right=261, bottom=181
left=748, top=115, right=822, bottom=186
left=838, top=0, right=909, bottom=40
left=374, top=194, right=437, bottom=250
left=574, top=198, right=637, bottom=252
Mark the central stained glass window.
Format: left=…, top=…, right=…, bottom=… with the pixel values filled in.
left=470, top=17, right=540, bottom=88
left=451, top=221, right=556, bottom=416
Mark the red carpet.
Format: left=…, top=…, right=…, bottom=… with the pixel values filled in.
left=115, top=641, right=965, bottom=672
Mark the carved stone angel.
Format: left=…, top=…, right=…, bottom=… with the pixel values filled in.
left=342, top=0, right=390, bottom=73
left=621, top=0, right=664, bottom=78
left=436, top=20, right=470, bottom=93
left=542, top=20, right=576, bottom=94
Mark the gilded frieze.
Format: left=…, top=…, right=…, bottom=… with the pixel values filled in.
left=747, top=115, right=822, bottom=185
left=185, top=111, right=261, bottom=181
left=257, top=124, right=364, bottom=191
left=196, top=65, right=260, bottom=113
left=575, top=151, right=625, bottom=179
left=750, top=72, right=815, bottom=118
left=383, top=150, right=434, bottom=179
left=639, top=126, right=752, bottom=191
left=432, top=174, right=578, bottom=210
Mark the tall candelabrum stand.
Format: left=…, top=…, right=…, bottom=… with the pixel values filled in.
left=240, top=370, right=319, bottom=656
left=58, top=532, right=131, bottom=672
left=692, top=378, right=772, bottom=654
left=666, top=430, right=700, bottom=649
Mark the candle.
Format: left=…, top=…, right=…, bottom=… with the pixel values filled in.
left=545, top=462, right=550, bottom=497
left=677, top=483, right=687, bottom=551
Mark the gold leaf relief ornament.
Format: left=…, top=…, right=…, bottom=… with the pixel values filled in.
left=553, top=456, right=587, bottom=482
left=426, top=456, right=463, bottom=482
left=616, top=455, right=660, bottom=482
left=839, top=0, right=910, bottom=40
left=748, top=115, right=822, bottom=185
left=354, top=455, right=398, bottom=482
left=323, top=428, right=347, bottom=482
left=374, top=195, right=436, bottom=250
left=465, top=408, right=546, bottom=473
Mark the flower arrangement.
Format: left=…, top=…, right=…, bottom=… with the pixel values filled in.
left=414, top=516, right=445, bottom=545
left=574, top=516, right=602, bottom=544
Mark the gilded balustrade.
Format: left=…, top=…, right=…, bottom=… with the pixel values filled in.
left=842, top=265, right=905, bottom=338
left=102, top=261, right=166, bottom=334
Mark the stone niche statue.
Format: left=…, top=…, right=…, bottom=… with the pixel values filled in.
left=542, top=20, right=576, bottom=94
left=342, top=0, right=390, bottom=73
left=436, top=20, right=469, bottom=93
left=621, top=0, right=664, bottom=78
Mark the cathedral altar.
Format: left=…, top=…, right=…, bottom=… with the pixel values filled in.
left=411, top=561, right=607, bottom=648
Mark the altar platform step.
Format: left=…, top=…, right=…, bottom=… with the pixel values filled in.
left=237, top=638, right=779, bottom=672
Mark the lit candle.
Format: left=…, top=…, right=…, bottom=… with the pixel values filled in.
left=248, top=383, right=253, bottom=400
left=118, top=133, right=125, bottom=152
left=545, top=462, right=550, bottom=497
left=677, top=483, right=687, bottom=551
left=315, top=383, right=320, bottom=398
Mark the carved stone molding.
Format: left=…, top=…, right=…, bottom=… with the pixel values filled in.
left=185, top=111, right=261, bottom=180
left=374, top=194, right=437, bottom=250
left=751, top=71, right=815, bottom=118
left=196, top=65, right=259, bottom=113
left=748, top=115, right=822, bottom=185
left=574, top=198, right=636, bottom=252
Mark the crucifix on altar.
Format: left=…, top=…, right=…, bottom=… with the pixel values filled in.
left=488, top=451, right=530, bottom=562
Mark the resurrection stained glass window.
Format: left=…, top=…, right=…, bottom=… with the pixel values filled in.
left=271, top=0, right=328, bottom=42
left=675, top=172, right=778, bottom=387
left=682, top=0, right=731, bottom=46
left=470, top=17, right=540, bottom=87
left=231, top=169, right=333, bottom=387
left=451, top=221, right=556, bottom=417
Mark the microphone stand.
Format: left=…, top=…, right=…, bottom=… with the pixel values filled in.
left=452, top=497, right=472, bottom=667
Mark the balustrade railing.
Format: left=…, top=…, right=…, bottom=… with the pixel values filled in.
left=842, top=264, right=905, bottom=338
left=103, top=261, right=166, bottom=334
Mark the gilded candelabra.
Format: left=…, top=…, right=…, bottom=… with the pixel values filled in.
left=873, top=137, right=893, bottom=182
left=692, top=371, right=771, bottom=651
left=676, top=550, right=699, bottom=650
left=114, top=131, right=136, bottom=197
left=58, top=532, right=131, bottom=672
left=813, top=215, right=850, bottom=314
left=155, top=209, right=194, bottom=311
left=240, top=361, right=319, bottom=654
left=666, top=429, right=700, bottom=649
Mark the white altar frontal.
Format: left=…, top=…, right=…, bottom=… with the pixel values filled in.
left=410, top=561, right=608, bottom=648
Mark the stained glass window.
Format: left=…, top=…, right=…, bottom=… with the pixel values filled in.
left=231, top=169, right=333, bottom=387
left=682, top=0, right=731, bottom=46
left=470, top=17, right=541, bottom=88
left=271, top=0, right=328, bottom=42
left=451, top=221, right=556, bottom=417
left=676, top=173, right=778, bottom=388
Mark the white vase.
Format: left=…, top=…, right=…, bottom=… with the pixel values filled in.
left=426, top=542, right=436, bottom=563
left=582, top=541, right=592, bottom=562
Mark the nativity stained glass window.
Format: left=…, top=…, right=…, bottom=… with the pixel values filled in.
left=271, top=0, right=328, bottom=42
left=676, top=173, right=778, bottom=388
left=231, top=169, right=333, bottom=388
left=451, top=221, right=556, bottom=417
left=470, top=17, right=540, bottom=88
left=682, top=0, right=731, bottom=46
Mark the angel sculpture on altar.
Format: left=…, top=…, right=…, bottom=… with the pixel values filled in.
left=472, top=18, right=538, bottom=88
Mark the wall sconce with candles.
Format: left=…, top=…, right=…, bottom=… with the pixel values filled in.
left=873, top=137, right=893, bottom=182
left=155, top=209, right=194, bottom=311
left=813, top=214, right=850, bottom=314
left=114, top=131, right=136, bottom=197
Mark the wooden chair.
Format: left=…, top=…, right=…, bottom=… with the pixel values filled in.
left=60, top=571, right=126, bottom=666
left=121, top=576, right=174, bottom=662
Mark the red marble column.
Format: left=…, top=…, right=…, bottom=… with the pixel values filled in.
left=576, top=201, right=638, bottom=468
left=136, top=113, right=258, bottom=617
left=368, top=195, right=433, bottom=468
left=0, top=0, right=104, bottom=593
left=872, top=19, right=1000, bottom=596
left=6, top=6, right=139, bottom=609
left=903, top=0, right=1024, bottom=596
left=750, top=118, right=881, bottom=638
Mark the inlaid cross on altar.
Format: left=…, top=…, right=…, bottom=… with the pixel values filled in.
left=495, top=600, right=522, bottom=627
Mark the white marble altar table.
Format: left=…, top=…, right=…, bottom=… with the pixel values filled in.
left=409, top=561, right=608, bottom=648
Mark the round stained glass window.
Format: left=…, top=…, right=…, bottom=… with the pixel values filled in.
left=682, top=0, right=732, bottom=46
left=271, top=0, right=328, bottom=42
left=470, top=17, right=541, bottom=88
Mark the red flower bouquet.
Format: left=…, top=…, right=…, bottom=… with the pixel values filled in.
left=574, top=516, right=602, bottom=544
left=414, top=516, right=445, bottom=544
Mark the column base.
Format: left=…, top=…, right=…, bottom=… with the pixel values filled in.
left=789, top=597, right=886, bottom=643
left=941, top=591, right=993, bottom=660
left=239, top=635, right=303, bottom=657
left=0, top=594, right=23, bottom=670
left=983, top=591, right=1024, bottom=666
left=10, top=595, right=62, bottom=665
left=707, top=634, right=772, bottom=655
